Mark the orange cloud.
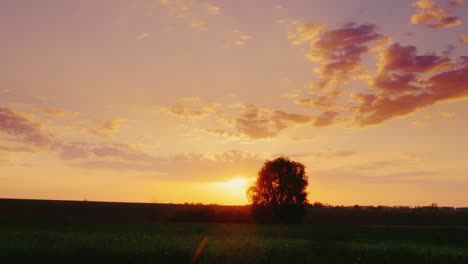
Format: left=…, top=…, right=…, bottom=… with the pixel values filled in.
left=163, top=105, right=205, bottom=119
left=314, top=111, right=339, bottom=127
left=204, top=129, right=242, bottom=139
left=160, top=0, right=221, bottom=31
left=288, top=23, right=325, bottom=46
left=462, top=34, right=468, bottom=42
left=88, top=119, right=127, bottom=137
left=410, top=0, right=463, bottom=28
left=33, top=106, right=79, bottom=118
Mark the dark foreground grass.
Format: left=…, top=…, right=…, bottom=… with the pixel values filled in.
left=1, top=222, right=468, bottom=264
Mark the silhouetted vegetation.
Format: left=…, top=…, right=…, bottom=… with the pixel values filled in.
left=2, top=199, right=468, bottom=226
left=247, top=157, right=308, bottom=223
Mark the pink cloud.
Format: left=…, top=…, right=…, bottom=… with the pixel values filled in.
left=291, top=23, right=390, bottom=111
left=306, top=23, right=389, bottom=89
left=291, top=21, right=468, bottom=127
left=353, top=44, right=468, bottom=126
left=0, top=107, right=59, bottom=148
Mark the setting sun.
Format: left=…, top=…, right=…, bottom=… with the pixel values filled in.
left=224, top=177, right=250, bottom=189
left=204, top=177, right=253, bottom=205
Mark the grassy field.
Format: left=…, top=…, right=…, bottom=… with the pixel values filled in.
left=2, top=199, right=468, bottom=263
left=2, top=221, right=468, bottom=264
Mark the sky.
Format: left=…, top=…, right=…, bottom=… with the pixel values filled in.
left=1, top=0, right=468, bottom=206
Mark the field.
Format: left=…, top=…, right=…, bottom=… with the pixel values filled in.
left=2, top=199, right=468, bottom=263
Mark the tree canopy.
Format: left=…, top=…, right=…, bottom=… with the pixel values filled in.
left=247, top=157, right=308, bottom=223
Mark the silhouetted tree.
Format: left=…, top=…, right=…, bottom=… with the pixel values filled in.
left=247, top=157, right=308, bottom=223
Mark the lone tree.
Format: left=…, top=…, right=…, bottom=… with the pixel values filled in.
left=247, top=157, right=308, bottom=223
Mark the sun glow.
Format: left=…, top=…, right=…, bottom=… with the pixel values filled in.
left=224, top=177, right=250, bottom=188
left=205, top=177, right=253, bottom=205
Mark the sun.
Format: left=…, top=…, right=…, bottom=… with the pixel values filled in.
left=209, top=177, right=253, bottom=205
left=224, top=177, right=249, bottom=188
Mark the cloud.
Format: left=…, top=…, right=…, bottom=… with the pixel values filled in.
left=410, top=0, right=463, bottom=28
left=314, top=111, right=339, bottom=127
left=294, top=89, right=342, bottom=110
left=136, top=33, right=149, bottom=40
left=204, top=129, right=242, bottom=139
left=448, top=0, right=464, bottom=7
left=290, top=21, right=468, bottom=127
left=0, top=144, right=36, bottom=153
left=378, top=43, right=451, bottom=73
left=462, top=34, right=468, bottom=43
left=371, top=42, right=451, bottom=94
left=178, top=97, right=201, bottom=102
left=33, top=106, right=80, bottom=118
left=233, top=30, right=252, bottom=47
left=0, top=106, right=264, bottom=180
left=318, top=169, right=439, bottom=184
left=232, top=105, right=312, bottom=139
left=160, top=0, right=221, bottom=31
left=283, top=89, right=302, bottom=98
left=58, top=142, right=154, bottom=162
left=88, top=119, right=127, bottom=137
left=288, top=23, right=325, bottom=46
left=440, top=111, right=456, bottom=118
left=353, top=43, right=468, bottom=126
left=0, top=107, right=60, bottom=149
left=204, top=3, right=220, bottom=15
left=160, top=100, right=312, bottom=139
left=289, top=136, right=316, bottom=142
left=162, top=105, right=205, bottom=119
left=291, top=23, right=390, bottom=109
left=354, top=160, right=401, bottom=171
left=69, top=148, right=263, bottom=180
left=304, top=23, right=390, bottom=89
left=291, top=149, right=356, bottom=159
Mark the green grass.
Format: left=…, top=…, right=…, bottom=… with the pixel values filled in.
left=1, top=222, right=468, bottom=263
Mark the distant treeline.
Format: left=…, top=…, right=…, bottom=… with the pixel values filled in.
left=1, top=198, right=468, bottom=226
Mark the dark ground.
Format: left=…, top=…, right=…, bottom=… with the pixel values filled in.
left=1, top=198, right=468, bottom=263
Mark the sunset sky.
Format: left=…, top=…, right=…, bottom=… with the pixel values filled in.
left=1, top=0, right=468, bottom=206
